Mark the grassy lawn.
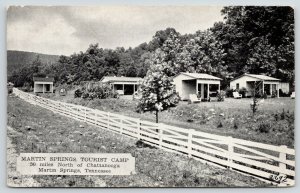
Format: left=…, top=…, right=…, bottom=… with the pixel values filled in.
left=7, top=94, right=270, bottom=187
left=194, top=97, right=295, bottom=112
left=44, top=90, right=295, bottom=148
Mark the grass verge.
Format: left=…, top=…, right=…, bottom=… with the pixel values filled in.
left=7, top=94, right=270, bottom=187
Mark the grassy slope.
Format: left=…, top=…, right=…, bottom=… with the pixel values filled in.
left=7, top=94, right=269, bottom=187
left=47, top=90, right=295, bottom=147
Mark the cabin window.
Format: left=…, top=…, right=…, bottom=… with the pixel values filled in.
left=114, top=84, right=123, bottom=90
left=236, top=83, right=240, bottom=90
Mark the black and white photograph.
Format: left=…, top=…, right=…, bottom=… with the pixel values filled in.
left=6, top=5, right=295, bottom=187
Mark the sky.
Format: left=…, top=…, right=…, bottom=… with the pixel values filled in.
left=7, top=6, right=224, bottom=56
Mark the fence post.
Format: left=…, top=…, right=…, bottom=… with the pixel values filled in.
left=120, top=117, right=123, bottom=134
left=187, top=129, right=195, bottom=158
left=84, top=107, right=87, bottom=122
left=63, top=103, right=67, bottom=114
left=57, top=102, right=61, bottom=112
left=158, top=123, right=164, bottom=147
left=107, top=112, right=110, bottom=128
left=227, top=137, right=234, bottom=169
left=58, top=102, right=62, bottom=113
left=279, top=145, right=287, bottom=175
left=94, top=111, right=97, bottom=125
left=136, top=119, right=141, bottom=140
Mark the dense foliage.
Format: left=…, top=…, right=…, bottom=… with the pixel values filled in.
left=74, top=84, right=118, bottom=100
left=211, top=6, right=294, bottom=84
left=137, top=45, right=180, bottom=123
left=8, top=56, right=46, bottom=87
left=8, top=6, right=294, bottom=90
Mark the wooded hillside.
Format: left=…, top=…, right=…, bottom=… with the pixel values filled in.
left=8, top=6, right=294, bottom=88
left=7, top=50, right=59, bottom=76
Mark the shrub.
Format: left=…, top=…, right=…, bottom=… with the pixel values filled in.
left=280, top=109, right=286, bottom=120
left=74, top=84, right=118, bottom=100
left=273, top=120, right=290, bottom=133
left=233, top=119, right=239, bottom=129
left=217, top=121, right=223, bottom=128
left=274, top=113, right=278, bottom=121
left=257, top=122, right=272, bottom=133
left=217, top=90, right=226, bottom=101
left=250, top=97, right=259, bottom=116
left=225, top=88, right=234, bottom=97
left=199, top=112, right=208, bottom=125
left=21, top=82, right=33, bottom=92
left=74, top=88, right=84, bottom=98
left=110, top=90, right=119, bottom=99
left=271, top=90, right=277, bottom=98
left=187, top=119, right=194, bottom=123
left=81, top=92, right=89, bottom=99
left=263, top=92, right=268, bottom=99
left=238, top=87, right=248, bottom=98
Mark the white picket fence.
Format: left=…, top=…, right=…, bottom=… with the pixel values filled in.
left=12, top=88, right=295, bottom=185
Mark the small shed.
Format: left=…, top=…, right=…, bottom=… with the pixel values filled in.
left=230, top=74, right=280, bottom=97
left=100, top=76, right=143, bottom=95
left=173, top=72, right=222, bottom=101
left=33, top=76, right=54, bottom=93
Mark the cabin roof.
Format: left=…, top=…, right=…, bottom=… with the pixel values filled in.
left=33, top=76, right=54, bottom=82
left=175, top=72, right=222, bottom=80
left=100, top=76, right=143, bottom=83
left=231, top=73, right=280, bottom=82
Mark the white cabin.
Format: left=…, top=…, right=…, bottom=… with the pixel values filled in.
left=100, top=76, right=143, bottom=95
left=173, top=72, right=221, bottom=101
left=33, top=76, right=54, bottom=93
left=230, top=74, right=280, bottom=97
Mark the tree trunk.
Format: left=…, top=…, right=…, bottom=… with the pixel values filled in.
left=155, top=110, right=159, bottom=133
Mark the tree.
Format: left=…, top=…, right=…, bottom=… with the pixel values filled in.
left=176, top=30, right=228, bottom=82
left=211, top=6, right=294, bottom=83
left=250, top=81, right=261, bottom=117
left=246, top=37, right=278, bottom=75
left=157, top=30, right=182, bottom=76
left=148, top=28, right=180, bottom=51
left=8, top=55, right=43, bottom=87
left=137, top=49, right=179, bottom=123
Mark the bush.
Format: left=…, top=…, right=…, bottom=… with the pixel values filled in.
left=257, top=122, right=272, bottom=133
left=250, top=97, right=259, bottom=116
left=263, top=92, right=268, bottom=99
left=225, top=88, right=234, bottom=97
left=74, top=84, right=119, bottom=100
left=238, top=87, right=248, bottom=98
left=217, top=121, right=223, bottom=128
left=233, top=119, right=239, bottom=129
left=217, top=90, right=226, bottom=101
left=271, top=90, right=277, bottom=98
left=168, top=93, right=180, bottom=107
left=81, top=92, right=90, bottom=99
left=74, top=88, right=84, bottom=98
left=21, top=82, right=33, bottom=92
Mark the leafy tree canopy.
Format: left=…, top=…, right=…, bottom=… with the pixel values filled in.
left=9, top=6, right=294, bottom=89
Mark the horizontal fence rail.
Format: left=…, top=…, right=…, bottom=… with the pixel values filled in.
left=12, top=88, right=295, bottom=186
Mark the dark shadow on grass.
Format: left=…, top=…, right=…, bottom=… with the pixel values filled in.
left=135, top=140, right=157, bottom=149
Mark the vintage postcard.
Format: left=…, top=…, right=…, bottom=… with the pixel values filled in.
left=6, top=5, right=295, bottom=187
